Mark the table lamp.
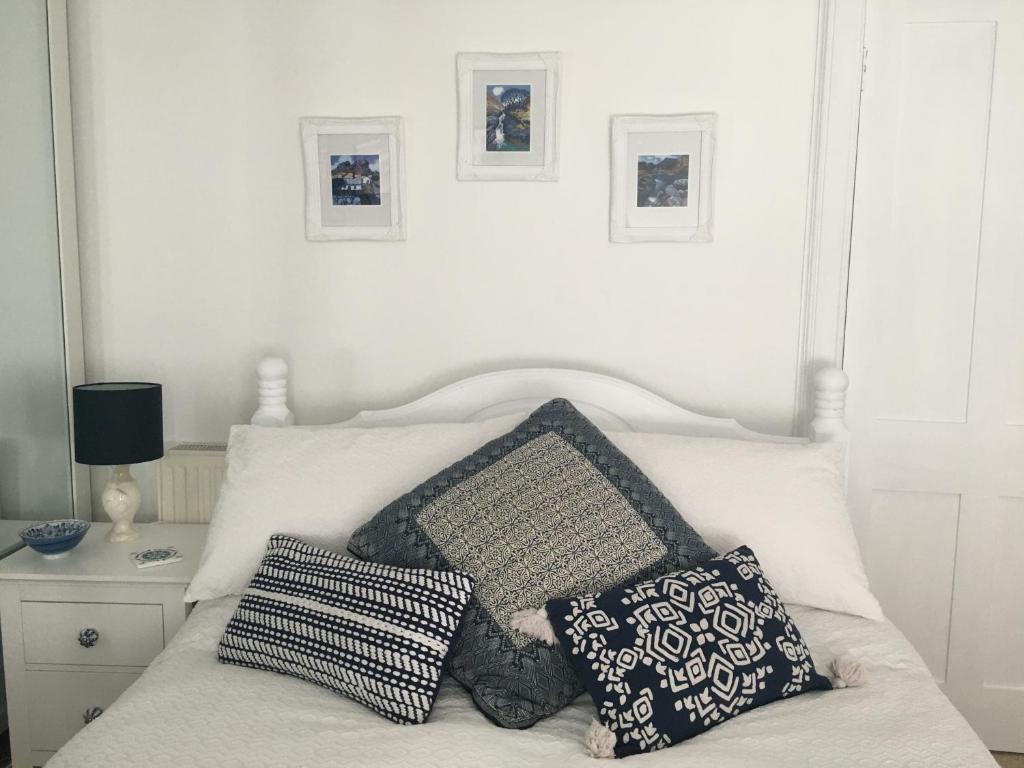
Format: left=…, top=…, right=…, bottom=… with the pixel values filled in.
left=73, top=382, right=163, bottom=543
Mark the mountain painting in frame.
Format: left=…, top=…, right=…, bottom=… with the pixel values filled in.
left=301, top=117, right=406, bottom=241
left=457, top=52, right=560, bottom=181
left=610, top=114, right=715, bottom=243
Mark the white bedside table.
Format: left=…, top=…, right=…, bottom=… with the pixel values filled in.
left=0, top=522, right=207, bottom=768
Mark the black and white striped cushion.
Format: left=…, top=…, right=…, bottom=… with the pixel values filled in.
left=218, top=535, right=475, bottom=724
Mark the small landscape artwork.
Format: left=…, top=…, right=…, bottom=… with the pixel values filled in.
left=637, top=154, right=689, bottom=207
left=331, top=154, right=381, bottom=206
left=486, top=84, right=531, bottom=152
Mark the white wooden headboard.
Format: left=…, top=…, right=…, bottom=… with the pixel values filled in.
left=250, top=357, right=849, bottom=440
left=159, top=358, right=850, bottom=522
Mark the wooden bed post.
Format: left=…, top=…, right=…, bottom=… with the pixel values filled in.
left=810, top=366, right=850, bottom=445
left=250, top=356, right=294, bottom=427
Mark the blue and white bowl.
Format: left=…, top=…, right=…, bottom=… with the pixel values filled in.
left=20, top=519, right=91, bottom=559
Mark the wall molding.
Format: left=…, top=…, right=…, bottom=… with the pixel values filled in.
left=792, top=0, right=867, bottom=434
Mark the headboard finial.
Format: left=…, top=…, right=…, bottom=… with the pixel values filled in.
left=810, top=366, right=849, bottom=444
left=251, top=356, right=294, bottom=427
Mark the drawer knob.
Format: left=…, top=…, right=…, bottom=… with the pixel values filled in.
left=78, top=628, right=100, bottom=648
left=83, top=706, right=104, bottom=724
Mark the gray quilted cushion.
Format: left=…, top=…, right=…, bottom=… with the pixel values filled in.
left=347, top=398, right=715, bottom=728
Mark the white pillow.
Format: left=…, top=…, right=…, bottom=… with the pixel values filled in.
left=608, top=432, right=883, bottom=620
left=185, top=413, right=526, bottom=602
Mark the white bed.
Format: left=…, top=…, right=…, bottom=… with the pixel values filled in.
left=50, top=597, right=994, bottom=767
left=50, top=362, right=997, bottom=766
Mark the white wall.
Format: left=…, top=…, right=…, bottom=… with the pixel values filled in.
left=68, top=0, right=820, bottom=518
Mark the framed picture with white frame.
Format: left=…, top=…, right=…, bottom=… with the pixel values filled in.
left=300, top=116, right=406, bottom=241
left=610, top=113, right=715, bottom=243
left=456, top=52, right=561, bottom=181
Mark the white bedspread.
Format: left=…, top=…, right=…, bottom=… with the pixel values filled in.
left=51, top=597, right=996, bottom=767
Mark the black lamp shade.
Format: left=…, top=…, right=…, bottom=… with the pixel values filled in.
left=73, top=383, right=164, bottom=466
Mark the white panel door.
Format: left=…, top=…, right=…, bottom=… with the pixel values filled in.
left=845, top=0, right=1024, bottom=751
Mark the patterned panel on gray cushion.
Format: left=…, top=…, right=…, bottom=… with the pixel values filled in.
left=347, top=398, right=716, bottom=728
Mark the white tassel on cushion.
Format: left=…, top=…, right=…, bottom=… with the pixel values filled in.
left=510, top=606, right=557, bottom=646
left=830, top=655, right=867, bottom=689
left=584, top=719, right=616, bottom=759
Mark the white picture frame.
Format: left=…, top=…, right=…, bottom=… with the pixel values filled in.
left=456, top=52, right=560, bottom=181
left=610, top=113, right=716, bottom=243
left=301, top=116, right=406, bottom=241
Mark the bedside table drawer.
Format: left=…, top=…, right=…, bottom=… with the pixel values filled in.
left=0, top=523, right=207, bottom=768
left=21, top=601, right=164, bottom=667
left=26, top=669, right=139, bottom=751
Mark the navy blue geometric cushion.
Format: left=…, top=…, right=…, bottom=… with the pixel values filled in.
left=547, top=546, right=832, bottom=758
left=218, top=535, right=475, bottom=724
left=348, top=398, right=716, bottom=728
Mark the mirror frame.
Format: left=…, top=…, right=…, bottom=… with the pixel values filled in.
left=46, top=0, right=91, bottom=519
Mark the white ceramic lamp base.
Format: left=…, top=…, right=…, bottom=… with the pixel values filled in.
left=102, top=464, right=142, bottom=543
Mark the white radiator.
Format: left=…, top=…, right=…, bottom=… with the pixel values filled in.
left=158, top=443, right=227, bottom=523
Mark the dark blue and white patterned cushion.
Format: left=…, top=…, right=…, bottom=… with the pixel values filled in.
left=218, top=535, right=475, bottom=725
left=347, top=398, right=715, bottom=728
left=547, top=546, right=833, bottom=758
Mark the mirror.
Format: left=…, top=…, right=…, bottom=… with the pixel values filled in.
left=0, top=0, right=87, bottom=523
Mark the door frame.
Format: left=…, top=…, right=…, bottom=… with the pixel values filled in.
left=794, top=0, right=867, bottom=434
